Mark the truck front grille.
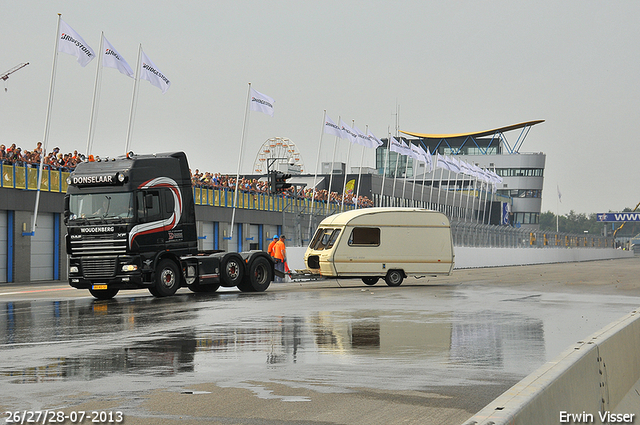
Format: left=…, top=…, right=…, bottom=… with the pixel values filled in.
left=71, top=235, right=127, bottom=256
left=82, top=257, right=117, bottom=278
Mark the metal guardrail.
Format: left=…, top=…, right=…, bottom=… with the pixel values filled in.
left=192, top=186, right=356, bottom=214
left=0, top=164, right=71, bottom=192
left=451, top=220, right=614, bottom=249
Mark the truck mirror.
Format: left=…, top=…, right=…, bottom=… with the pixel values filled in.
left=63, top=196, right=70, bottom=224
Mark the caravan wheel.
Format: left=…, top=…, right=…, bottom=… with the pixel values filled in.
left=384, top=270, right=404, bottom=287
left=362, top=277, right=379, bottom=286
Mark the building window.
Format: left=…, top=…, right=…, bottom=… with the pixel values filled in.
left=497, top=189, right=542, bottom=198
left=495, top=168, right=544, bottom=178
left=514, top=212, right=539, bottom=224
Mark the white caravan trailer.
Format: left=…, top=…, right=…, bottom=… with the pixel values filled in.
left=304, top=208, right=454, bottom=286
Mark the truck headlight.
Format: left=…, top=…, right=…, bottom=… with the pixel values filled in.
left=122, top=264, right=138, bottom=272
left=69, top=266, right=79, bottom=273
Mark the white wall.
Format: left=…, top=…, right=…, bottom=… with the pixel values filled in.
left=285, top=246, right=633, bottom=273
left=453, top=246, right=633, bottom=269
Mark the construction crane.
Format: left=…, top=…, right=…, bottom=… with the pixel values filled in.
left=612, top=200, right=640, bottom=239
left=1, top=62, right=29, bottom=92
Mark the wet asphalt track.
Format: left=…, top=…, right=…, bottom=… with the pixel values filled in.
left=1, top=258, right=639, bottom=425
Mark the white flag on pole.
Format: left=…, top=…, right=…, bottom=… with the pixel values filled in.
left=557, top=185, right=562, bottom=203
left=324, top=115, right=343, bottom=138
left=449, top=156, right=461, bottom=174
left=58, top=19, right=95, bottom=67
left=249, top=87, right=274, bottom=116
left=400, top=140, right=412, bottom=156
left=420, top=146, right=432, bottom=171
left=339, top=119, right=358, bottom=144
left=102, top=36, right=134, bottom=78
left=368, top=131, right=383, bottom=148
left=410, top=143, right=423, bottom=162
left=354, top=126, right=373, bottom=148
left=140, top=50, right=171, bottom=94
left=389, top=136, right=404, bottom=155
left=436, top=153, right=450, bottom=171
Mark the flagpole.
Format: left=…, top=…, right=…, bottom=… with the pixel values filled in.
left=125, top=44, right=142, bottom=154
left=458, top=170, right=467, bottom=220
left=401, top=145, right=409, bottom=203
left=556, top=184, right=560, bottom=232
left=326, top=116, right=340, bottom=215
left=340, top=120, right=354, bottom=211
left=437, top=158, right=446, bottom=213
left=419, top=159, right=426, bottom=206
left=480, top=176, right=487, bottom=224
left=354, top=125, right=367, bottom=210
left=308, top=110, right=326, bottom=240
left=391, top=142, right=400, bottom=204
left=392, top=106, right=400, bottom=205
left=411, top=155, right=418, bottom=205
left=451, top=160, right=459, bottom=218
left=379, top=129, right=390, bottom=206
left=469, top=169, right=476, bottom=222
left=429, top=153, right=437, bottom=209
left=465, top=173, right=473, bottom=222
left=487, top=179, right=495, bottom=226
left=32, top=13, right=63, bottom=235
left=420, top=146, right=430, bottom=206
left=86, top=32, right=104, bottom=156
left=443, top=159, right=452, bottom=216
left=230, top=82, right=252, bottom=240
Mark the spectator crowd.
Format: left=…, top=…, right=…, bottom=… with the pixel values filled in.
left=190, top=169, right=374, bottom=208
left=0, top=142, right=83, bottom=171
left=0, top=142, right=374, bottom=207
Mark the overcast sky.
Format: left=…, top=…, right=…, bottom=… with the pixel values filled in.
left=1, top=1, right=639, bottom=215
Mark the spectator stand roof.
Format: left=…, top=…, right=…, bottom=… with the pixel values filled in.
left=400, top=120, right=544, bottom=155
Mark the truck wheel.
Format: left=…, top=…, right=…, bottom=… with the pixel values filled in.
left=236, top=280, right=253, bottom=292
left=246, top=256, right=273, bottom=292
left=362, top=277, right=379, bottom=286
left=385, top=270, right=404, bottom=287
left=89, top=287, right=119, bottom=300
left=153, top=259, right=181, bottom=297
left=221, top=255, right=244, bottom=287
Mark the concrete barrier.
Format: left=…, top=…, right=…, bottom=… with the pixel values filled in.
left=453, top=246, right=633, bottom=269
left=463, top=309, right=640, bottom=425
left=286, top=246, right=634, bottom=273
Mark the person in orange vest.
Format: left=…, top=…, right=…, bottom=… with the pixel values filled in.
left=273, top=235, right=287, bottom=282
left=267, top=235, right=278, bottom=258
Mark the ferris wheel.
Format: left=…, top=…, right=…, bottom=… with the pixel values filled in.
left=252, top=137, right=305, bottom=174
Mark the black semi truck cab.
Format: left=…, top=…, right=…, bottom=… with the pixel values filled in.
left=64, top=151, right=275, bottom=299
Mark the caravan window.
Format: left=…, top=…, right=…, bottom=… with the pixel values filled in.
left=348, top=227, right=380, bottom=246
left=309, top=228, right=341, bottom=250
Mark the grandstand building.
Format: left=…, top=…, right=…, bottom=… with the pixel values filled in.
left=377, top=120, right=546, bottom=229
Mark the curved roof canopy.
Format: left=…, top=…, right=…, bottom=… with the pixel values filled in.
left=400, top=120, right=545, bottom=140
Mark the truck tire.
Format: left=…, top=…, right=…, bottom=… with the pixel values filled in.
left=188, top=282, right=220, bottom=293
left=245, top=256, right=273, bottom=292
left=384, top=270, right=404, bottom=287
left=221, top=255, right=244, bottom=287
left=152, top=259, right=181, bottom=297
left=89, top=287, right=119, bottom=300
left=362, top=277, right=379, bottom=286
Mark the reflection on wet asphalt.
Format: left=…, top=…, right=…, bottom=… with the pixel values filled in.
left=0, top=283, right=638, bottom=409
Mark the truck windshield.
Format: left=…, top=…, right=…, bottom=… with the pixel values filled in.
left=309, top=228, right=340, bottom=250
left=68, top=192, right=135, bottom=221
